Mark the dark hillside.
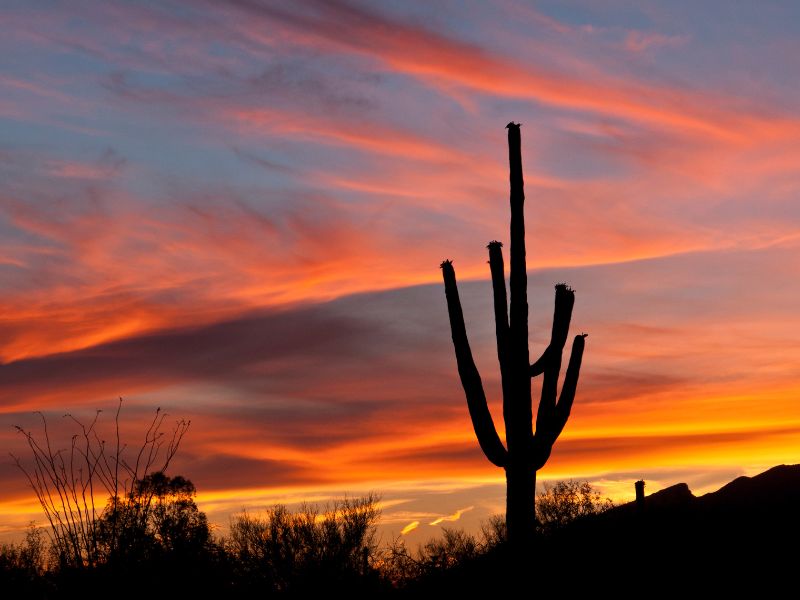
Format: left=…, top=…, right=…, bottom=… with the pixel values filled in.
left=544, top=464, right=800, bottom=592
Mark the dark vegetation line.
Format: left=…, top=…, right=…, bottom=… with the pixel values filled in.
left=3, top=404, right=616, bottom=597
left=0, top=475, right=613, bottom=597
left=6, top=456, right=800, bottom=596
left=7, top=354, right=798, bottom=595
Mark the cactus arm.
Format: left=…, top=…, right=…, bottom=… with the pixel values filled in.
left=488, top=241, right=513, bottom=427
left=551, top=334, right=587, bottom=441
left=535, top=285, right=575, bottom=435
left=441, top=260, right=508, bottom=468
left=550, top=284, right=574, bottom=354
left=530, top=333, right=586, bottom=466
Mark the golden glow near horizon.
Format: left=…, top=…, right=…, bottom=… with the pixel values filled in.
left=2, top=1, right=800, bottom=543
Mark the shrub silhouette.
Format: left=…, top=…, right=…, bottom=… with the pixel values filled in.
left=441, top=123, right=588, bottom=548
left=381, top=515, right=511, bottom=594
left=225, top=494, right=383, bottom=594
left=535, top=480, right=613, bottom=535
left=0, top=524, right=49, bottom=597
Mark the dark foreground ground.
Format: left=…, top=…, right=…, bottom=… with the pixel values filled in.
left=3, top=464, right=799, bottom=597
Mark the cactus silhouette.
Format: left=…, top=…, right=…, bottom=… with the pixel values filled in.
left=441, top=122, right=587, bottom=548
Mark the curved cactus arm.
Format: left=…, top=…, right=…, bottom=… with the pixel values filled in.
left=531, top=333, right=587, bottom=461
left=551, top=334, right=587, bottom=441
left=441, top=260, right=508, bottom=468
left=535, top=285, right=575, bottom=435
left=529, top=284, right=573, bottom=378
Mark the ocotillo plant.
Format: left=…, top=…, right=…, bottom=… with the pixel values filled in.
left=441, top=123, right=587, bottom=547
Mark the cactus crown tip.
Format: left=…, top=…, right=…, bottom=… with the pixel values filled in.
left=555, top=282, right=574, bottom=293
left=506, top=121, right=521, bottom=129
left=440, top=259, right=453, bottom=269
left=487, top=240, right=503, bottom=249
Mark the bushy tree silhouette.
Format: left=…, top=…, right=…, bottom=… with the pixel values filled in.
left=441, top=123, right=588, bottom=549
left=97, top=472, right=212, bottom=564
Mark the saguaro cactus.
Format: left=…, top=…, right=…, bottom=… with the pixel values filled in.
left=441, top=123, right=587, bottom=547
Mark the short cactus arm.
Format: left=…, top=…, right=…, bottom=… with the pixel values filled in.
left=441, top=260, right=508, bottom=467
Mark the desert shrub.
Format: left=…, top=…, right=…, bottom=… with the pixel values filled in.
left=225, top=494, right=382, bottom=594
left=0, top=524, right=50, bottom=597
left=381, top=516, right=506, bottom=588
left=536, top=480, right=614, bottom=534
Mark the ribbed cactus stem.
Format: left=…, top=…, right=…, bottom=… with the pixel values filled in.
left=441, top=123, right=588, bottom=550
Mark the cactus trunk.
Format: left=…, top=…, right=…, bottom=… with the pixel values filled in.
left=441, top=123, right=588, bottom=552
left=506, top=463, right=536, bottom=545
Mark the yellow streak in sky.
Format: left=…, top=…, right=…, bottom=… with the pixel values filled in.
left=400, top=521, right=420, bottom=535
left=429, top=506, right=474, bottom=526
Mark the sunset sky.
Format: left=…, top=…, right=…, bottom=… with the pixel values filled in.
left=2, top=0, right=800, bottom=545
